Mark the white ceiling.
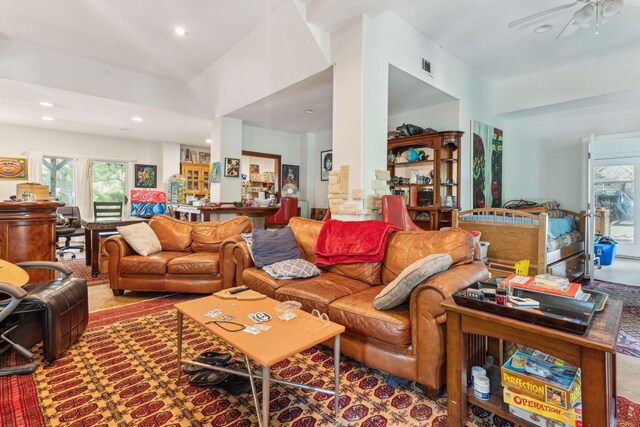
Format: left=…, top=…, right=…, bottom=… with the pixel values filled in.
left=393, top=0, right=640, bottom=80
left=388, top=65, right=458, bottom=115
left=0, top=79, right=212, bottom=145
left=0, top=0, right=287, bottom=82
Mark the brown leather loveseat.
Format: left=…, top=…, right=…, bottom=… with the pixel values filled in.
left=233, top=217, right=488, bottom=398
left=105, top=215, right=252, bottom=296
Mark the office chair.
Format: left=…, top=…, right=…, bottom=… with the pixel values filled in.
left=93, top=201, right=123, bottom=218
left=381, top=195, right=422, bottom=231
left=264, top=197, right=298, bottom=229
left=56, top=206, right=84, bottom=259
left=0, top=261, right=88, bottom=376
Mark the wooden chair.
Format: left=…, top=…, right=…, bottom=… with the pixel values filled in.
left=381, top=195, right=422, bottom=231
left=265, top=197, right=298, bottom=229
left=93, top=201, right=123, bottom=218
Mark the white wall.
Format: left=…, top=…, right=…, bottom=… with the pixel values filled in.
left=388, top=101, right=460, bottom=132
left=310, top=129, right=332, bottom=208
left=0, top=122, right=177, bottom=201
left=503, top=98, right=640, bottom=211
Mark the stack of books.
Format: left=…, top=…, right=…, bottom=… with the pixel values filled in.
left=506, top=274, right=586, bottom=301
left=502, top=346, right=582, bottom=426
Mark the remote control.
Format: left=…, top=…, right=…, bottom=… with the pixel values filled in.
left=229, top=285, right=250, bottom=294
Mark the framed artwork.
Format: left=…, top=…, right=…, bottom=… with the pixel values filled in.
left=225, top=158, right=240, bottom=177
left=471, top=120, right=503, bottom=209
left=130, top=190, right=166, bottom=218
left=249, top=164, right=260, bottom=174
left=210, top=162, right=221, bottom=183
left=310, top=208, right=328, bottom=221
left=134, top=164, right=157, bottom=188
left=320, top=150, right=332, bottom=181
left=282, top=164, right=299, bottom=188
left=0, top=157, right=28, bottom=180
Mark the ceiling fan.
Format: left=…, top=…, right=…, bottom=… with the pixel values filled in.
left=509, top=0, right=636, bottom=39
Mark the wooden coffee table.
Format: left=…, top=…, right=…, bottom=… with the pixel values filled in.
left=175, top=295, right=345, bottom=427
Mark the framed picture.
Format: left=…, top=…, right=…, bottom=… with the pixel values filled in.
left=249, top=164, right=260, bottom=174
left=320, top=150, right=332, bottom=181
left=225, top=157, right=240, bottom=177
left=471, top=120, right=503, bottom=209
left=282, top=164, right=299, bottom=188
left=0, top=157, right=28, bottom=180
left=134, top=164, right=157, bottom=188
left=210, top=162, right=221, bottom=183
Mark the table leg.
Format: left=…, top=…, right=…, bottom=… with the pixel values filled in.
left=334, top=334, right=341, bottom=420
left=581, top=348, right=613, bottom=427
left=90, top=230, right=100, bottom=276
left=203, top=211, right=210, bottom=222
left=244, top=356, right=263, bottom=427
left=446, top=312, right=468, bottom=427
left=84, top=228, right=91, bottom=266
left=176, top=312, right=183, bottom=382
left=262, top=365, right=270, bottom=427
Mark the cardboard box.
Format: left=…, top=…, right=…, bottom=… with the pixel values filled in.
left=504, top=388, right=582, bottom=427
left=16, top=183, right=49, bottom=200
left=508, top=405, right=572, bottom=427
left=502, top=350, right=581, bottom=410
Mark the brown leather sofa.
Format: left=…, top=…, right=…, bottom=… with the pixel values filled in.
left=232, top=217, right=488, bottom=398
left=105, top=215, right=252, bottom=296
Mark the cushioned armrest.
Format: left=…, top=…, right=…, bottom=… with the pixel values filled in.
left=232, top=241, right=254, bottom=287
left=220, top=234, right=246, bottom=289
left=16, top=261, right=72, bottom=277
left=103, top=235, right=134, bottom=259
left=0, top=282, right=28, bottom=299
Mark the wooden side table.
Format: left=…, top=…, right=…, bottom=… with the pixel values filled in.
left=441, top=297, right=622, bottom=427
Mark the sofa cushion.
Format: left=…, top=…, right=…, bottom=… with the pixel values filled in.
left=374, top=254, right=452, bottom=310
left=243, top=268, right=299, bottom=299
left=191, top=216, right=252, bottom=252
left=149, top=215, right=193, bottom=252
left=116, top=222, right=162, bottom=256
left=167, top=252, right=219, bottom=275
left=251, top=227, right=301, bottom=268
left=120, top=251, right=185, bottom=275
left=325, top=263, right=382, bottom=286
left=275, top=273, right=370, bottom=313
left=328, top=286, right=411, bottom=348
left=382, top=230, right=475, bottom=285
left=263, top=259, right=320, bottom=280
left=289, top=217, right=323, bottom=263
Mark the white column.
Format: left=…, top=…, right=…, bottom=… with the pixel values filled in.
left=160, top=142, right=181, bottom=192
left=210, top=117, right=243, bottom=202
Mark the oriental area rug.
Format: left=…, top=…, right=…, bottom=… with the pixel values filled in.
left=1, top=291, right=639, bottom=426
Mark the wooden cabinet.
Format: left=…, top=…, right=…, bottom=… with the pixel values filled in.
left=0, top=201, right=63, bottom=283
left=242, top=180, right=275, bottom=199
left=387, top=130, right=463, bottom=230
left=180, top=162, right=210, bottom=197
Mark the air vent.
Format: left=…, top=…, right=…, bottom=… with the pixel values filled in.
left=421, top=58, right=432, bottom=75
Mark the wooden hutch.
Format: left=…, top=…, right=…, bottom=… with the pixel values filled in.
left=180, top=162, right=210, bottom=198
left=387, top=130, right=463, bottom=230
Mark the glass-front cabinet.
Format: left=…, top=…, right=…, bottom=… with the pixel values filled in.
left=180, top=162, right=210, bottom=197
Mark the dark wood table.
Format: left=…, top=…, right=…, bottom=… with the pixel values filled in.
left=441, top=297, right=622, bottom=427
left=174, top=205, right=278, bottom=222
left=81, top=216, right=148, bottom=277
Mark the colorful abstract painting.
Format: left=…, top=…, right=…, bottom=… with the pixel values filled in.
left=134, top=164, right=157, bottom=188
left=0, top=157, right=28, bottom=180
left=225, top=158, right=239, bottom=177
left=130, top=190, right=167, bottom=218
left=210, top=162, right=220, bottom=183
left=472, top=121, right=503, bottom=209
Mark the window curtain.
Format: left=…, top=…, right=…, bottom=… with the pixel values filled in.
left=124, top=161, right=134, bottom=216
left=27, top=152, right=43, bottom=184
left=75, top=158, right=93, bottom=218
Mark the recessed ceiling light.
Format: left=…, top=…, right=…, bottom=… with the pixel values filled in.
left=41, top=116, right=54, bottom=121
left=174, top=26, right=189, bottom=37
left=304, top=109, right=316, bottom=115
left=131, top=116, right=143, bottom=122
left=534, top=24, right=553, bottom=34
left=120, top=128, right=130, bottom=131
left=205, top=138, right=212, bottom=143
left=39, top=101, right=54, bottom=107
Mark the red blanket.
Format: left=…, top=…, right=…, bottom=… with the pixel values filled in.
left=315, top=220, right=400, bottom=265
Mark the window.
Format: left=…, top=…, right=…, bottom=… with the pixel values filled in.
left=42, top=156, right=74, bottom=205
left=92, top=161, right=126, bottom=203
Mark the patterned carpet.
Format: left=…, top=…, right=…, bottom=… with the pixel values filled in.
left=61, top=258, right=109, bottom=286
left=1, top=294, right=639, bottom=426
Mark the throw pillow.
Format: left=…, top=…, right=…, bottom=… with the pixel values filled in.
left=117, top=222, right=162, bottom=256
left=251, top=227, right=301, bottom=269
left=241, top=232, right=256, bottom=262
left=262, top=259, right=321, bottom=280
left=374, top=253, right=452, bottom=310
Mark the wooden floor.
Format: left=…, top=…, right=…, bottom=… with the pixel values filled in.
left=88, top=284, right=172, bottom=312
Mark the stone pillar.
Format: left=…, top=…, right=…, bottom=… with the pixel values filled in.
left=210, top=117, right=243, bottom=202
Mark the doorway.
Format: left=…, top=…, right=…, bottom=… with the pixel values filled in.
left=241, top=151, right=281, bottom=202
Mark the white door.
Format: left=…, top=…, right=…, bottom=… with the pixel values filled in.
left=584, top=137, right=596, bottom=283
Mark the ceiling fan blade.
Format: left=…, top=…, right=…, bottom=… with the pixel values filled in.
left=509, top=2, right=578, bottom=28
left=556, top=18, right=579, bottom=39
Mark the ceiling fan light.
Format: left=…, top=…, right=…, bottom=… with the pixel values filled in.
left=601, top=0, right=623, bottom=18
left=573, top=3, right=595, bottom=24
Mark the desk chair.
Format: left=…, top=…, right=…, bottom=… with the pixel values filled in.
left=0, top=262, right=88, bottom=376
left=264, top=197, right=298, bottom=229
left=93, top=201, right=123, bottom=218
left=381, top=195, right=422, bottom=231
left=56, top=206, right=84, bottom=259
